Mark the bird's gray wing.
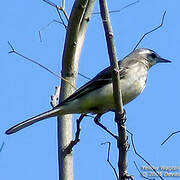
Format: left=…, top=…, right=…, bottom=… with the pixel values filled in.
left=5, top=62, right=127, bottom=135
left=58, top=62, right=127, bottom=106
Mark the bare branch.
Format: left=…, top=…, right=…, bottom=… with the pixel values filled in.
left=78, top=72, right=91, bottom=80
left=101, top=142, right=119, bottom=180
left=85, top=114, right=95, bottom=118
left=161, top=130, right=180, bottom=146
left=127, top=130, right=164, bottom=180
left=8, top=41, right=90, bottom=81
left=8, top=41, right=77, bottom=89
left=43, top=0, right=57, bottom=7
left=93, top=0, right=139, bottom=15
left=38, top=21, right=91, bottom=80
left=63, top=114, right=85, bottom=154
left=0, top=142, right=5, bottom=153
left=108, top=1, right=139, bottom=14
left=55, top=6, right=67, bottom=29
left=99, top=0, right=123, bottom=113
left=133, top=161, right=155, bottom=180
left=94, top=114, right=118, bottom=140
left=61, top=0, right=65, bottom=9
left=59, top=0, right=69, bottom=21
left=38, top=20, right=64, bottom=43
left=133, top=11, right=166, bottom=51
left=99, top=0, right=132, bottom=179
left=115, top=112, right=132, bottom=180
left=43, top=0, right=69, bottom=22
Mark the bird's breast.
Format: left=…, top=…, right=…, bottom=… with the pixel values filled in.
left=121, top=65, right=148, bottom=105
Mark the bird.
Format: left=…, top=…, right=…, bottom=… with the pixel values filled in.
left=5, top=48, right=171, bottom=135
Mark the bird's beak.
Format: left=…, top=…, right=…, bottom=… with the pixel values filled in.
left=157, top=57, right=171, bottom=63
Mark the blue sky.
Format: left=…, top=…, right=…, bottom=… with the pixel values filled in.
left=0, top=0, right=180, bottom=180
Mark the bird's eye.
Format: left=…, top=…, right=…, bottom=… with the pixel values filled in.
left=150, top=53, right=157, bottom=59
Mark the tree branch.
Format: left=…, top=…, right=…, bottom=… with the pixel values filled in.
left=63, top=114, right=85, bottom=155
left=127, top=130, right=164, bottom=180
left=43, top=0, right=69, bottom=22
left=133, top=11, right=166, bottom=51
left=94, top=114, right=118, bottom=140
left=133, top=161, right=155, bottom=180
left=38, top=19, right=65, bottom=43
left=57, top=0, right=96, bottom=180
left=161, top=130, right=180, bottom=146
left=7, top=41, right=76, bottom=89
left=101, top=142, right=119, bottom=180
left=93, top=0, right=139, bottom=15
left=99, top=0, right=130, bottom=179
left=0, top=142, right=5, bottom=153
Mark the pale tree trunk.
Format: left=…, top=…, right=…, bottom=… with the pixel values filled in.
left=57, top=1, right=96, bottom=180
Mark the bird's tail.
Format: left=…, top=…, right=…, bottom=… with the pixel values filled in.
left=5, top=107, right=62, bottom=135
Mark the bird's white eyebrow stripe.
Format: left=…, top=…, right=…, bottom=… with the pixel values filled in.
left=138, top=49, right=151, bottom=55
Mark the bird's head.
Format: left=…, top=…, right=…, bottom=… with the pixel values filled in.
left=127, top=48, right=171, bottom=68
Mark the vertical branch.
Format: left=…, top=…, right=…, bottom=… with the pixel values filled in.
left=99, top=0, right=123, bottom=112
left=57, top=0, right=96, bottom=180
left=99, top=0, right=130, bottom=179
left=115, top=112, right=130, bottom=179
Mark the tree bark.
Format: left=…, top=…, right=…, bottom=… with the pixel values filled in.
left=57, top=1, right=96, bottom=180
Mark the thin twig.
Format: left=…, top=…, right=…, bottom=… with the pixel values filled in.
left=59, top=6, right=69, bottom=22
left=61, top=0, right=65, bottom=9
left=133, top=11, right=166, bottom=51
left=93, top=0, right=139, bottom=15
left=40, top=17, right=91, bottom=80
left=94, top=114, right=118, bottom=140
left=161, top=130, right=180, bottom=146
left=133, top=161, right=155, bottom=180
left=38, top=31, right=42, bottom=43
left=109, top=1, right=139, bottom=14
left=0, top=142, right=5, bottom=153
left=78, top=72, right=91, bottom=80
left=43, top=0, right=69, bottom=22
left=56, top=6, right=67, bottom=29
left=43, top=0, right=57, bottom=7
left=8, top=41, right=76, bottom=89
left=101, top=142, right=119, bottom=180
left=127, top=130, right=164, bottom=180
left=8, top=41, right=90, bottom=81
left=38, top=19, right=64, bottom=42
left=62, top=9, right=69, bottom=21
left=63, top=114, right=85, bottom=154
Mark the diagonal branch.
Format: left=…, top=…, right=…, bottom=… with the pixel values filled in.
left=93, top=0, right=139, bottom=15
left=55, top=6, right=68, bottom=29
left=8, top=41, right=76, bottom=89
left=0, top=142, right=5, bottom=153
left=94, top=114, right=118, bottom=140
left=161, top=130, right=180, bottom=146
left=127, top=130, right=164, bottom=180
left=38, top=19, right=64, bottom=43
left=133, top=161, right=155, bottom=180
left=133, top=11, right=166, bottom=51
left=43, top=0, right=69, bottom=22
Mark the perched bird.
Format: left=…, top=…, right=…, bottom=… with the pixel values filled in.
left=5, top=48, right=171, bottom=135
